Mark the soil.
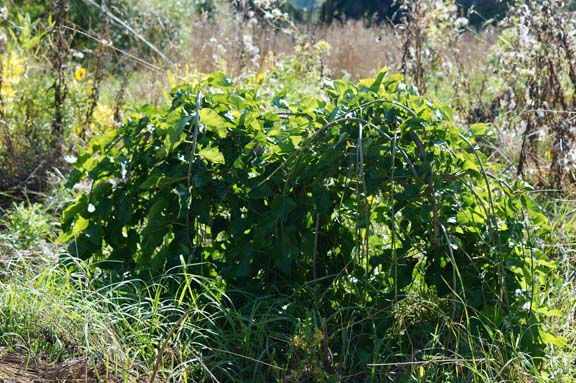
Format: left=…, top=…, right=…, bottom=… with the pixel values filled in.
left=0, top=352, right=124, bottom=383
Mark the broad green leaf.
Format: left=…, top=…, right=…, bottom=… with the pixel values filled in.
left=539, top=330, right=568, bottom=347
left=369, top=69, right=387, bottom=92
left=140, top=173, right=165, bottom=190
left=199, top=147, right=225, bottom=164
left=535, top=307, right=563, bottom=318
left=62, top=195, right=88, bottom=227
left=271, top=196, right=297, bottom=221
left=237, top=245, right=253, bottom=277
left=470, top=123, right=489, bottom=136
left=207, top=71, right=234, bottom=88
left=72, top=216, right=90, bottom=238
left=199, top=108, right=232, bottom=138
left=462, top=159, right=480, bottom=173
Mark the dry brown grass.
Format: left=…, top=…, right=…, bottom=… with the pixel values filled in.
left=167, top=17, right=404, bottom=80
left=116, top=18, right=494, bottom=120
left=165, top=14, right=491, bottom=80
left=319, top=21, right=404, bottom=78
left=0, top=352, right=138, bottom=383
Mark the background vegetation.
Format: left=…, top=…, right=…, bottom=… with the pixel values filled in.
left=1, top=0, right=576, bottom=382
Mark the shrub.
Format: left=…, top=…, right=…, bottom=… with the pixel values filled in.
left=62, top=70, right=557, bottom=366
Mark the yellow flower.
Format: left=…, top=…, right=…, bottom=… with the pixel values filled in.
left=93, top=103, right=115, bottom=129
left=314, top=40, right=332, bottom=53
left=2, top=52, right=25, bottom=83
left=74, top=66, right=87, bottom=81
left=1, top=52, right=26, bottom=99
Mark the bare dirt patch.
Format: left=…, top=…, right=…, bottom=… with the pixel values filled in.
left=0, top=352, right=126, bottom=383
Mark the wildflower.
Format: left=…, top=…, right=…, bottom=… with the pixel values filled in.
left=315, top=40, right=332, bottom=53
left=64, top=155, right=77, bottom=164
left=71, top=50, right=85, bottom=59
left=454, top=17, right=469, bottom=29
left=74, top=66, right=87, bottom=81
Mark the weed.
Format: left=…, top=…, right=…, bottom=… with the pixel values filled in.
left=482, top=1, right=576, bottom=191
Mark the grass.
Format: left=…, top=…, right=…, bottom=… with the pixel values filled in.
left=1, top=200, right=574, bottom=382
left=0, top=253, right=562, bottom=382
left=536, top=197, right=576, bottom=382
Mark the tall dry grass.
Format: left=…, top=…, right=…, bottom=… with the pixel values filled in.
left=139, top=11, right=493, bottom=83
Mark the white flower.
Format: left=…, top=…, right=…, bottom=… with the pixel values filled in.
left=72, top=50, right=85, bottom=59
left=454, top=17, right=468, bottom=29
left=64, top=155, right=77, bottom=164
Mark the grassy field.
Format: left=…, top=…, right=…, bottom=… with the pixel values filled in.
left=1, top=0, right=576, bottom=382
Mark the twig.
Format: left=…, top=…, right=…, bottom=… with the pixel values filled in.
left=81, top=0, right=173, bottom=64
left=367, top=357, right=492, bottom=367
left=148, top=308, right=193, bottom=383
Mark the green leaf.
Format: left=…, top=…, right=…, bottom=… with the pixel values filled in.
left=237, top=244, right=253, bottom=277
left=89, top=128, right=117, bottom=153
left=65, top=168, right=85, bottom=188
left=462, top=159, right=480, bottom=174
left=271, top=196, right=297, bottom=221
left=539, top=330, right=567, bottom=347
left=140, top=173, right=164, bottom=190
left=400, top=117, right=425, bottom=132
left=62, top=195, right=88, bottom=228
left=72, top=216, right=90, bottom=238
left=207, top=71, right=234, bottom=88
left=535, top=307, right=563, bottom=318
left=470, top=123, right=488, bottom=136
left=199, top=108, right=232, bottom=138
left=369, top=69, right=387, bottom=92
left=199, top=147, right=225, bottom=164
left=163, top=111, right=190, bottom=151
